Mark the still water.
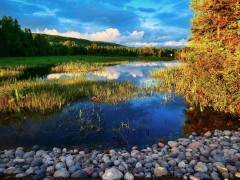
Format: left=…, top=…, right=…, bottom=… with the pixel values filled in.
left=0, top=61, right=238, bottom=150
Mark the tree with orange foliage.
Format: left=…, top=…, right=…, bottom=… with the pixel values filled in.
left=184, top=0, right=240, bottom=115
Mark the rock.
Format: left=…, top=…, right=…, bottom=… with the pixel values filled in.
left=152, top=154, right=159, bottom=160
left=122, top=153, right=130, bottom=159
left=194, top=162, right=208, bottom=173
left=103, top=156, right=111, bottom=164
left=25, top=167, right=34, bottom=175
left=16, top=173, right=26, bottom=178
left=223, top=130, right=231, bottom=136
left=231, top=136, right=240, bottom=143
left=71, top=170, right=88, bottom=178
left=135, top=162, right=142, bottom=168
left=213, top=154, right=224, bottom=162
left=114, top=160, right=120, bottom=166
left=153, top=167, right=168, bottom=177
left=178, top=161, right=186, bottom=168
left=204, top=131, right=212, bottom=137
left=189, top=175, right=200, bottom=180
left=158, top=143, right=164, bottom=148
left=168, top=141, right=179, bottom=147
left=200, top=149, right=209, bottom=158
left=31, top=159, right=42, bottom=166
left=102, top=167, right=123, bottom=180
left=43, top=176, right=54, bottom=180
left=194, top=172, right=210, bottom=179
left=13, top=158, right=25, bottom=163
left=0, top=168, right=4, bottom=173
left=211, top=172, right=221, bottom=180
left=109, top=149, right=116, bottom=156
left=55, top=162, right=66, bottom=170
left=131, top=150, right=139, bottom=156
left=187, top=142, right=203, bottom=150
left=36, top=150, right=46, bottom=156
left=168, top=160, right=177, bottom=167
left=216, top=165, right=228, bottom=174
left=83, top=166, right=94, bottom=176
left=226, top=165, right=237, bottom=174
left=3, top=167, right=17, bottom=174
left=15, top=149, right=25, bottom=158
left=68, top=164, right=81, bottom=174
left=5, top=150, right=14, bottom=156
left=35, top=168, right=46, bottom=175
left=235, top=173, right=240, bottom=179
left=53, top=170, right=70, bottom=178
left=46, top=166, right=54, bottom=175
left=53, top=148, right=61, bottom=154
left=124, top=172, right=134, bottom=180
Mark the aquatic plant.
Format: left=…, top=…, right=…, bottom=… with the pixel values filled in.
left=0, top=77, right=138, bottom=114
left=0, top=65, right=26, bottom=81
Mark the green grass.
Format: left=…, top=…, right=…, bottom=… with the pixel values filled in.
left=0, top=77, right=138, bottom=114
left=0, top=55, right=174, bottom=66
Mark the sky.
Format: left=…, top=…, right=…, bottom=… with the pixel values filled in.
left=0, top=0, right=193, bottom=47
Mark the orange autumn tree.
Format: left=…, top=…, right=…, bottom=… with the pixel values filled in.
left=186, top=0, right=240, bottom=114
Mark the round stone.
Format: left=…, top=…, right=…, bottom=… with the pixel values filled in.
left=168, top=141, right=179, bottom=148
left=124, top=172, right=134, bottom=180
left=54, top=170, right=70, bottom=178
left=194, top=162, right=208, bottom=173
left=102, top=167, right=123, bottom=180
left=178, top=161, right=186, bottom=168
left=153, top=167, right=168, bottom=177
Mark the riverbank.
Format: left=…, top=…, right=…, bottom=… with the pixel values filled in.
left=0, top=129, right=239, bottom=179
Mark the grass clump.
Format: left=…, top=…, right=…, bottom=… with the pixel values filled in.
left=52, top=61, right=104, bottom=73
left=0, top=65, right=26, bottom=81
left=0, top=77, right=138, bottom=114
left=150, top=63, right=240, bottom=116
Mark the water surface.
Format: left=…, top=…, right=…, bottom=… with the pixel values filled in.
left=1, top=61, right=238, bottom=150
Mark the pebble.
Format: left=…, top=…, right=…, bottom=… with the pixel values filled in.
left=0, top=129, right=239, bottom=179
left=194, top=162, right=208, bottom=173
left=168, top=141, right=179, bottom=147
left=124, top=172, right=134, bottom=180
left=153, top=167, right=168, bottom=177
left=102, top=167, right=123, bottom=180
left=71, top=170, right=88, bottom=178
left=53, top=169, right=70, bottom=178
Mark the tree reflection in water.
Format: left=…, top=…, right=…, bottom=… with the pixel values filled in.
left=183, top=106, right=240, bottom=137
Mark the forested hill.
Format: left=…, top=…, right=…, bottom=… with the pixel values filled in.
left=0, top=16, right=177, bottom=57
left=32, top=33, right=122, bottom=47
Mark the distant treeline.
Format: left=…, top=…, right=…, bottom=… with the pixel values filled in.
left=0, top=16, right=178, bottom=58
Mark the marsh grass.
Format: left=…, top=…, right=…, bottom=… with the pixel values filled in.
left=52, top=61, right=104, bottom=73
left=150, top=64, right=240, bottom=115
left=0, top=65, right=27, bottom=81
left=51, top=60, right=129, bottom=73
left=0, top=77, right=138, bottom=114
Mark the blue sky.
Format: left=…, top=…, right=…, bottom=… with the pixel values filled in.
left=0, top=0, right=193, bottom=47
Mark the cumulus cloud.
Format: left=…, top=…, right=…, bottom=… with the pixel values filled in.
left=128, top=42, right=160, bottom=47
left=35, top=28, right=121, bottom=42
left=163, top=39, right=189, bottom=47
left=118, top=30, right=144, bottom=42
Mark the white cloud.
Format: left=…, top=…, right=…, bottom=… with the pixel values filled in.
left=128, top=42, right=160, bottom=47
left=118, top=30, right=144, bottom=42
left=90, top=28, right=121, bottom=42
left=35, top=28, right=121, bottom=42
left=163, top=39, right=189, bottom=47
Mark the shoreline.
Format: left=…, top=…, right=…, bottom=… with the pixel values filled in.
left=0, top=129, right=239, bottom=180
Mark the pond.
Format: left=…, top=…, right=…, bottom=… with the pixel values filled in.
left=0, top=61, right=239, bottom=150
